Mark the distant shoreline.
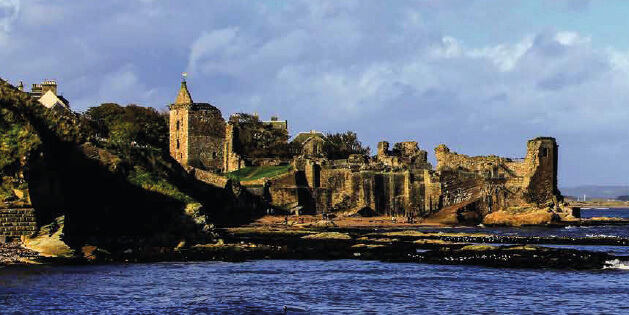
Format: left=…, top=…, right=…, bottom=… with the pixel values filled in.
left=569, top=201, right=629, bottom=209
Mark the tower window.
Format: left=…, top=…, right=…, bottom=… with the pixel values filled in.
left=176, top=139, right=180, bottom=149
left=541, top=148, right=548, bottom=157
left=176, top=120, right=180, bottom=131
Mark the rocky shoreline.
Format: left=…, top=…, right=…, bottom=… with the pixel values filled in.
left=3, top=223, right=629, bottom=270
left=0, top=241, right=41, bottom=265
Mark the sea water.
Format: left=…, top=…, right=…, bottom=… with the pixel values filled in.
left=2, top=209, right=629, bottom=314
left=2, top=260, right=629, bottom=314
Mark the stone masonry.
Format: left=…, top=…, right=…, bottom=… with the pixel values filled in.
left=167, top=80, right=560, bottom=220
left=169, top=80, right=227, bottom=171
left=0, top=208, right=37, bottom=237
left=278, top=138, right=560, bottom=219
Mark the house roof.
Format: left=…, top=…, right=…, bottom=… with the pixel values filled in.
left=292, top=130, right=325, bottom=144
left=38, top=90, right=69, bottom=110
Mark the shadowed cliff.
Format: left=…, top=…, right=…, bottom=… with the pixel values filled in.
left=0, top=78, right=267, bottom=250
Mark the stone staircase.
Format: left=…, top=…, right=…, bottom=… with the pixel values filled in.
left=0, top=208, right=37, bottom=237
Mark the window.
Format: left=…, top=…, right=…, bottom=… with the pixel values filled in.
left=541, top=148, right=548, bottom=157
left=176, top=120, right=180, bottom=131
left=176, top=139, right=180, bottom=149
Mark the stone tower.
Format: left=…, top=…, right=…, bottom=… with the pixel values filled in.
left=523, top=137, right=560, bottom=204
left=169, top=79, right=226, bottom=171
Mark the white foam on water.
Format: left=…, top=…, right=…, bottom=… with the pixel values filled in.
left=586, top=234, right=619, bottom=238
left=603, top=259, right=629, bottom=270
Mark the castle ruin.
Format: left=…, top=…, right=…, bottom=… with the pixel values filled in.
left=169, top=80, right=563, bottom=223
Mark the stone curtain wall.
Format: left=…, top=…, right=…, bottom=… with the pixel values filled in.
left=316, top=168, right=425, bottom=217
left=193, top=168, right=230, bottom=189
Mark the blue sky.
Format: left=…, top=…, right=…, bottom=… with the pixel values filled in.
left=1, top=0, right=628, bottom=188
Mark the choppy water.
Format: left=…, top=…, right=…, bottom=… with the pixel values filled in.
left=413, top=208, right=629, bottom=238
left=1, top=208, right=629, bottom=314
left=2, top=260, right=629, bottom=314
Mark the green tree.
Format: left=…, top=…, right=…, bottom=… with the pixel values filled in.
left=82, top=103, right=168, bottom=150
left=229, top=113, right=292, bottom=158
left=323, top=131, right=370, bottom=160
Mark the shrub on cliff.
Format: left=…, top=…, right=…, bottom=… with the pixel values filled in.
left=0, top=79, right=81, bottom=202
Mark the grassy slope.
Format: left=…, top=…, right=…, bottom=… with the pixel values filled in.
left=0, top=78, right=208, bottom=244
left=223, top=165, right=292, bottom=181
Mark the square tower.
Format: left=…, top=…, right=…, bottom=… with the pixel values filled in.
left=169, top=80, right=226, bottom=171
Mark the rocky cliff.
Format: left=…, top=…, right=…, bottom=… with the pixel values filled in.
left=0, top=78, right=269, bottom=257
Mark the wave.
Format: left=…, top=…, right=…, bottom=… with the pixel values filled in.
left=586, top=234, right=619, bottom=238
left=604, top=259, right=629, bottom=270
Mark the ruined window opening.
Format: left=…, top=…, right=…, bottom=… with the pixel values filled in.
left=541, top=147, right=549, bottom=158
left=176, top=139, right=180, bottom=149
left=212, top=152, right=217, bottom=158
left=176, top=120, right=180, bottom=131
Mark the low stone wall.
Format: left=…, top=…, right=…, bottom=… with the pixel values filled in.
left=193, top=169, right=230, bottom=188
left=0, top=208, right=37, bottom=237
left=241, top=170, right=294, bottom=187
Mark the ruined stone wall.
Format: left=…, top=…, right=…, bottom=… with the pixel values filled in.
left=435, top=144, right=511, bottom=174
left=423, top=169, right=442, bottom=213
left=315, top=168, right=420, bottom=216
left=377, top=141, right=431, bottom=170
left=439, top=170, right=483, bottom=208
left=187, top=104, right=225, bottom=170
left=521, top=138, right=559, bottom=205
left=193, top=168, right=230, bottom=189
left=434, top=137, right=559, bottom=210
left=223, top=124, right=245, bottom=172
left=302, top=137, right=325, bottom=157
left=251, top=137, right=559, bottom=218
left=264, top=171, right=316, bottom=214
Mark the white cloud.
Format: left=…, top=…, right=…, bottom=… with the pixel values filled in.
left=468, top=35, right=534, bottom=71
left=1, top=0, right=628, bottom=185
left=71, top=65, right=160, bottom=109
left=430, top=36, right=463, bottom=59
left=186, top=27, right=241, bottom=75
left=0, top=0, right=19, bottom=32
left=554, top=31, right=590, bottom=46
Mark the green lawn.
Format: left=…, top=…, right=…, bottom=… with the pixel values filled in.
left=223, top=165, right=292, bottom=181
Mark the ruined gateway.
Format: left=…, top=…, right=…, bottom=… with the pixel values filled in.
left=169, top=81, right=565, bottom=223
